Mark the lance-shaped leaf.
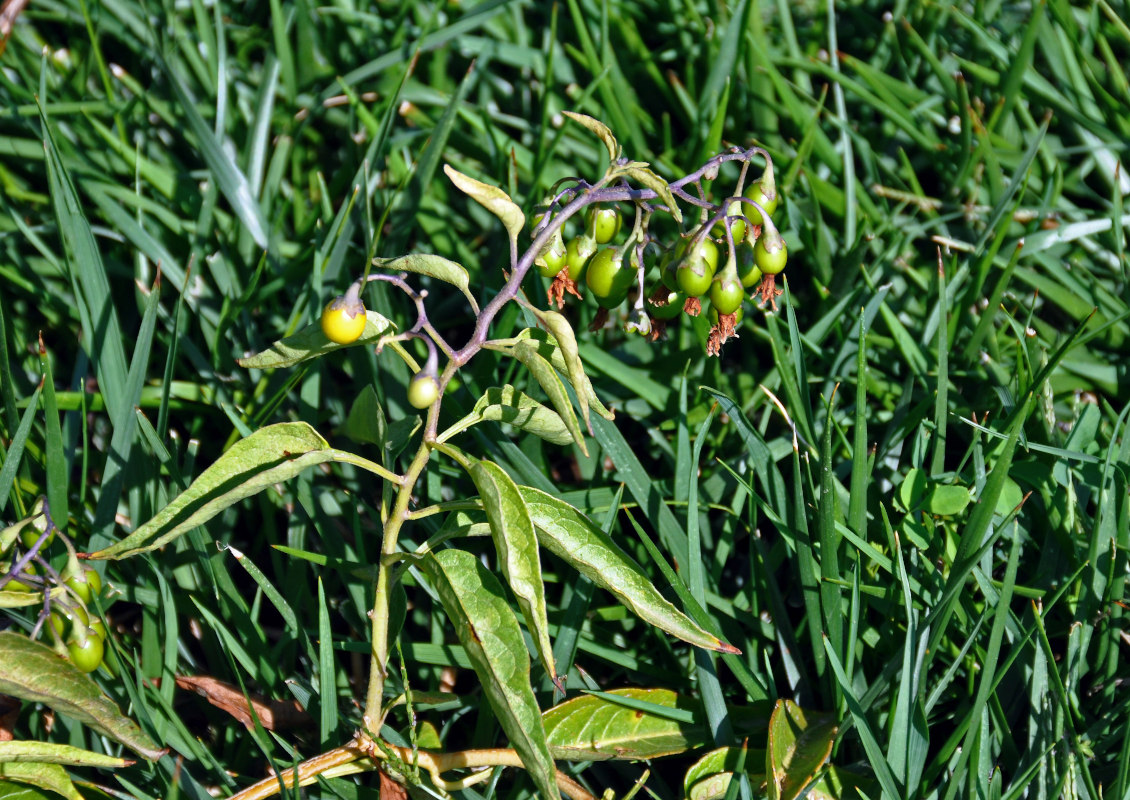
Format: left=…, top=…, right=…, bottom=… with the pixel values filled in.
left=520, top=487, right=738, bottom=654
left=0, top=762, right=82, bottom=800
left=0, top=633, right=164, bottom=760
left=443, top=165, right=525, bottom=242
left=0, top=741, right=132, bottom=768
left=89, top=423, right=337, bottom=559
left=468, top=460, right=556, bottom=687
left=372, top=254, right=478, bottom=313
left=767, top=699, right=837, bottom=800
left=684, top=746, right=767, bottom=800
left=514, top=327, right=614, bottom=423
left=420, top=550, right=557, bottom=799
left=237, top=311, right=394, bottom=370
left=529, top=310, right=601, bottom=433
left=488, top=340, right=587, bottom=456
left=438, top=385, right=573, bottom=446
left=544, top=688, right=709, bottom=761
left=562, top=111, right=619, bottom=163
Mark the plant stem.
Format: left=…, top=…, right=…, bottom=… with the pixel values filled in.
left=363, top=438, right=433, bottom=727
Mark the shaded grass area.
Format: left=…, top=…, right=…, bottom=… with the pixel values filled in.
left=1, top=0, right=1129, bottom=798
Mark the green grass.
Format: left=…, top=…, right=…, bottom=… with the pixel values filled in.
left=2, top=0, right=1130, bottom=799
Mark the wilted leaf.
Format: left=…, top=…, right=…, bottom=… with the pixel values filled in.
left=88, top=423, right=337, bottom=559
left=0, top=633, right=164, bottom=760
left=766, top=699, right=837, bottom=800
left=544, top=688, right=708, bottom=760
left=468, top=460, right=556, bottom=686
left=443, top=165, right=525, bottom=242
left=237, top=311, right=394, bottom=369
left=562, top=111, right=619, bottom=163
left=520, top=487, right=738, bottom=654
left=419, top=550, right=557, bottom=799
left=439, top=385, right=573, bottom=446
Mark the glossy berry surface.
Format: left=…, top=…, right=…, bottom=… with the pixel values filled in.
left=742, top=179, right=778, bottom=225
left=709, top=276, right=745, bottom=315
left=585, top=247, right=635, bottom=308
left=321, top=299, right=367, bottom=344
left=564, top=237, right=596, bottom=282
left=67, top=632, right=104, bottom=673
left=586, top=207, right=622, bottom=244
left=754, top=237, right=788, bottom=275
left=407, top=373, right=440, bottom=409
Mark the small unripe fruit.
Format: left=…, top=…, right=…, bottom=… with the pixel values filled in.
left=586, top=207, right=622, bottom=244
left=407, top=373, right=440, bottom=409
left=754, top=236, right=788, bottom=275
left=67, top=632, right=104, bottom=673
left=742, top=179, right=778, bottom=226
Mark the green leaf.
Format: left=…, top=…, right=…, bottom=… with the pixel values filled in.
left=468, top=459, right=556, bottom=686
left=236, top=312, right=394, bottom=370
left=0, top=777, right=57, bottom=799
left=443, top=164, right=525, bottom=242
left=513, top=327, right=615, bottom=422
left=0, top=633, right=164, bottom=760
left=520, top=486, right=738, bottom=654
left=529, top=309, right=602, bottom=433
left=489, top=339, right=588, bottom=455
left=0, top=741, right=131, bottom=768
left=562, top=110, right=620, bottom=163
left=0, top=763, right=81, bottom=800
left=371, top=254, right=478, bottom=312
left=620, top=163, right=682, bottom=224
left=684, top=746, right=767, bottom=800
left=419, top=549, right=557, bottom=799
left=766, top=700, right=838, bottom=800
left=544, top=688, right=709, bottom=760
left=438, top=385, right=573, bottom=446
left=88, top=423, right=337, bottom=559
left=926, top=484, right=972, bottom=516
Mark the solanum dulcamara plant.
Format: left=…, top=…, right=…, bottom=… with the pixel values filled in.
left=1, top=114, right=807, bottom=800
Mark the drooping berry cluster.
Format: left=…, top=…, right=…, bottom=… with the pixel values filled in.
left=531, top=149, right=788, bottom=355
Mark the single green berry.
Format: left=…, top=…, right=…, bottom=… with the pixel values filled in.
left=67, top=631, right=104, bottom=673
left=586, top=247, right=636, bottom=309
left=675, top=238, right=718, bottom=298
left=586, top=207, right=622, bottom=244
left=407, top=373, right=440, bottom=409
left=708, top=275, right=745, bottom=316
left=65, top=568, right=102, bottom=605
left=321, top=296, right=367, bottom=344
left=741, top=179, right=778, bottom=226
left=564, top=236, right=597, bottom=282
left=754, top=236, right=788, bottom=275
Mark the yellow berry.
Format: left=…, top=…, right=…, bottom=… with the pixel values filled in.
left=321, top=297, right=367, bottom=344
